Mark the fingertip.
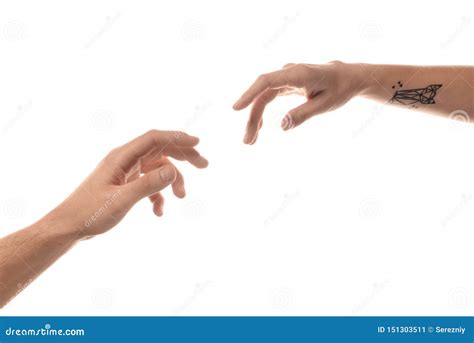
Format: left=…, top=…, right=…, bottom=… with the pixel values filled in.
left=159, top=165, right=177, bottom=183
left=249, top=134, right=258, bottom=145
left=243, top=132, right=252, bottom=144
left=153, top=204, right=163, bottom=217
left=173, top=185, right=186, bottom=198
left=174, top=132, right=200, bottom=146
left=197, top=157, right=209, bottom=168
left=183, top=135, right=200, bottom=147
left=281, top=114, right=295, bottom=131
left=233, top=99, right=243, bottom=110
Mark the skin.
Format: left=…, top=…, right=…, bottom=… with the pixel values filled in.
left=2, top=62, right=473, bottom=308
left=0, top=130, right=208, bottom=308
left=233, top=62, right=474, bottom=144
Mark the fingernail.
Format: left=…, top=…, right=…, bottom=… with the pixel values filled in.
left=233, top=98, right=243, bottom=110
left=281, top=114, right=294, bottom=131
left=159, top=166, right=175, bottom=182
left=243, top=132, right=251, bottom=144
left=281, top=114, right=289, bottom=130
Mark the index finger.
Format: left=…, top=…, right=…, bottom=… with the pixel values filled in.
left=111, top=130, right=200, bottom=172
left=233, top=68, right=293, bottom=110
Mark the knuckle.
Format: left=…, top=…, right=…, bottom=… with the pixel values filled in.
left=145, top=129, right=158, bottom=136
left=140, top=173, right=154, bottom=190
left=145, top=129, right=160, bottom=142
left=294, top=63, right=306, bottom=71
left=288, top=108, right=299, bottom=117
left=172, top=131, right=185, bottom=141
left=257, top=74, right=269, bottom=85
left=104, top=147, right=120, bottom=162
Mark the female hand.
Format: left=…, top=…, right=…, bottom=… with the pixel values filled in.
left=233, top=61, right=365, bottom=144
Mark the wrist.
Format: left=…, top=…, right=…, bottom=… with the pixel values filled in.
left=39, top=204, right=89, bottom=242
left=345, top=62, right=378, bottom=97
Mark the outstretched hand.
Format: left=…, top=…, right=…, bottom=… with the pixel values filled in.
left=233, top=61, right=364, bottom=144
left=56, top=130, right=208, bottom=238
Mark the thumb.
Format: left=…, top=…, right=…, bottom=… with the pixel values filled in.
left=281, top=95, right=330, bottom=130
left=123, top=165, right=177, bottom=203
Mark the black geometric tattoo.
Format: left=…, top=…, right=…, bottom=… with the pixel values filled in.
left=390, top=81, right=442, bottom=108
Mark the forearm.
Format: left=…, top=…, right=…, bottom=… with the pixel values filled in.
left=354, top=63, right=474, bottom=120
left=0, top=208, right=82, bottom=308
left=0, top=130, right=206, bottom=308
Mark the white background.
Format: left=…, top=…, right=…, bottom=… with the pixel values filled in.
left=1, top=0, right=473, bottom=315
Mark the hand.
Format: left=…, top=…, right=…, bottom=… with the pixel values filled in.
left=233, top=61, right=365, bottom=144
left=53, top=130, right=208, bottom=238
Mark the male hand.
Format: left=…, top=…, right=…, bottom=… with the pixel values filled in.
left=55, top=129, right=208, bottom=238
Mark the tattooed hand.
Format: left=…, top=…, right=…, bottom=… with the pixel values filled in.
left=233, top=62, right=472, bottom=144
left=233, top=61, right=367, bottom=144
